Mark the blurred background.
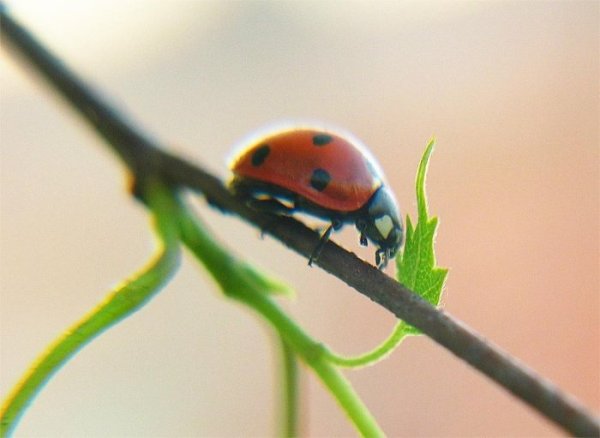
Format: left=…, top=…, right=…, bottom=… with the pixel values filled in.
left=1, top=1, right=598, bottom=436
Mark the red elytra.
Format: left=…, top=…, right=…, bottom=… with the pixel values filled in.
left=228, top=126, right=403, bottom=269
left=229, top=128, right=382, bottom=212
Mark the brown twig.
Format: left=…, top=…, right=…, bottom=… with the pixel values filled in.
left=1, top=6, right=598, bottom=437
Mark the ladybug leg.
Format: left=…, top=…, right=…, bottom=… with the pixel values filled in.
left=331, top=218, right=343, bottom=231
left=356, top=219, right=369, bottom=247
left=375, top=249, right=389, bottom=270
left=308, top=218, right=342, bottom=266
left=205, top=195, right=228, bottom=213
left=244, top=198, right=295, bottom=239
left=246, top=197, right=295, bottom=215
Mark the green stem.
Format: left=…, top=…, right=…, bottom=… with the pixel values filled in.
left=324, top=321, right=413, bottom=368
left=176, top=200, right=384, bottom=437
left=279, top=338, right=299, bottom=437
left=238, top=289, right=383, bottom=438
left=0, top=182, right=180, bottom=437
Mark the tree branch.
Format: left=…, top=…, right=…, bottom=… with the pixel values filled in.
left=1, top=6, right=598, bottom=437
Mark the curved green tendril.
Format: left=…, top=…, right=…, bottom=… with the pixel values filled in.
left=0, top=181, right=180, bottom=437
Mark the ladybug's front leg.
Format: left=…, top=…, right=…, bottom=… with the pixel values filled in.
left=375, top=248, right=389, bottom=270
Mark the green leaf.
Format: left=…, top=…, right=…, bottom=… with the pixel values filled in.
left=396, top=138, right=448, bottom=334
left=324, top=137, right=448, bottom=367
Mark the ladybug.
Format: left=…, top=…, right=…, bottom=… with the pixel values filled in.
left=228, top=126, right=403, bottom=269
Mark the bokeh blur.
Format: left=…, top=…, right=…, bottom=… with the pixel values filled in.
left=1, top=1, right=598, bottom=436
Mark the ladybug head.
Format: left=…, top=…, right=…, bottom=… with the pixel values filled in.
left=356, top=186, right=403, bottom=269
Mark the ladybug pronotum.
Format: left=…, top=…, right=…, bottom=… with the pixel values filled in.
left=228, top=126, right=403, bottom=269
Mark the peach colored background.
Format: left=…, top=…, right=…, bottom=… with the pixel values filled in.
left=1, top=1, right=598, bottom=436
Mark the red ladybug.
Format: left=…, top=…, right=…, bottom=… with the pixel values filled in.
left=228, top=126, right=403, bottom=268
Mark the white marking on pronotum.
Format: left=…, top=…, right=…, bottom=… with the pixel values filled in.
left=375, top=215, right=393, bottom=239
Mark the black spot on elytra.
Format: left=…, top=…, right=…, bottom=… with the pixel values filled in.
left=310, top=168, right=331, bottom=192
left=312, top=134, right=333, bottom=146
left=251, top=144, right=270, bottom=166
